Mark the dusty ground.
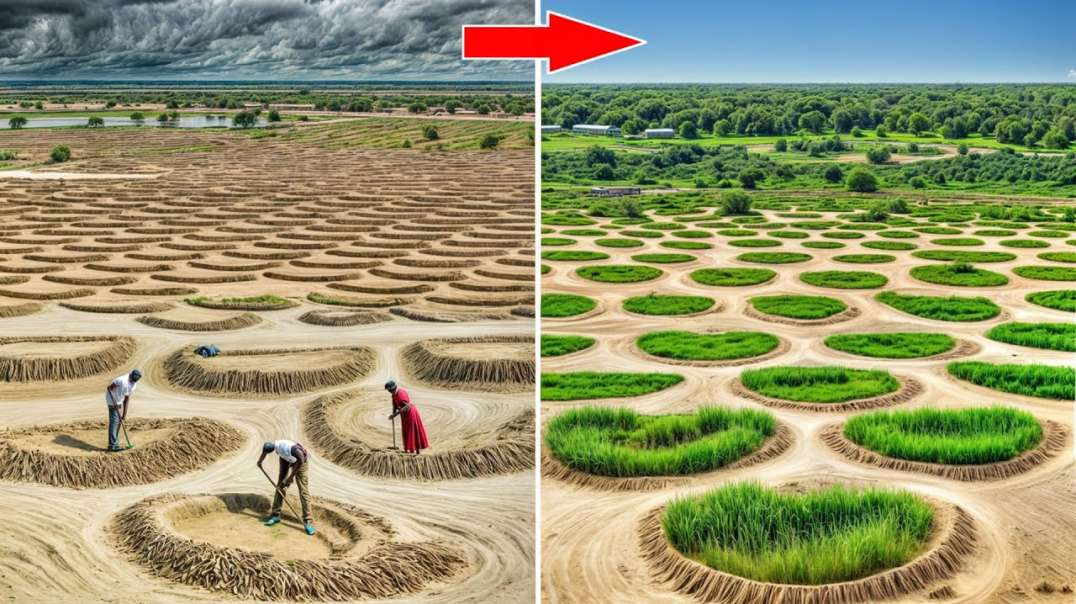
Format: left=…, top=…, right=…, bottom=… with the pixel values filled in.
left=0, top=121, right=535, bottom=603
left=540, top=207, right=1075, bottom=603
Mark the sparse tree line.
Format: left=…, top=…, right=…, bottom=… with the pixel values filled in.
left=544, top=84, right=1076, bottom=148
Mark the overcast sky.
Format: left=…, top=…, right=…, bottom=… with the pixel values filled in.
left=0, top=0, right=534, bottom=80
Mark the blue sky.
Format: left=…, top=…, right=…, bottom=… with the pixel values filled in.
left=544, top=0, right=1076, bottom=83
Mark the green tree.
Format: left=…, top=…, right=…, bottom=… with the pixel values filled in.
left=422, top=125, right=439, bottom=140
left=957, top=143, right=969, bottom=155
left=49, top=145, right=71, bottom=163
left=866, top=146, right=891, bottom=164
left=130, top=112, right=145, bottom=121
left=738, top=169, right=762, bottom=189
left=908, top=112, right=931, bottom=135
left=720, top=191, right=752, bottom=215
left=1042, top=129, right=1069, bottom=149
left=408, top=102, right=427, bottom=113
left=798, top=110, right=826, bottom=133
left=846, top=168, right=878, bottom=192
left=267, top=109, right=281, bottom=122
left=773, top=138, right=787, bottom=152
left=678, top=120, right=699, bottom=139
left=232, top=111, right=257, bottom=128
left=585, top=146, right=617, bottom=167
left=479, top=134, right=501, bottom=149
left=8, top=116, right=27, bottom=129
left=444, top=100, right=459, bottom=114
left=87, top=116, right=104, bottom=127
left=823, top=164, right=843, bottom=183
left=832, top=109, right=854, bottom=133
left=875, top=125, right=887, bottom=138
left=593, top=164, right=615, bottom=180
left=713, top=119, right=732, bottom=136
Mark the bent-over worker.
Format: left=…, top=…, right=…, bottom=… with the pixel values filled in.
left=385, top=379, right=428, bottom=454
left=105, top=369, right=141, bottom=452
left=258, top=439, right=315, bottom=535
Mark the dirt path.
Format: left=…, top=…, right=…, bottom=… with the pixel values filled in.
left=540, top=209, right=1075, bottom=603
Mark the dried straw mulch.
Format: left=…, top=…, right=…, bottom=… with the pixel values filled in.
left=542, top=423, right=794, bottom=492
left=136, top=312, right=264, bottom=332
left=0, top=335, right=136, bottom=381
left=59, top=301, right=174, bottom=314
left=0, top=418, right=243, bottom=488
left=0, top=302, right=43, bottom=318
left=400, top=335, right=534, bottom=392
left=302, top=391, right=534, bottom=481
left=296, top=309, right=393, bottom=327
left=162, top=346, right=375, bottom=396
left=637, top=494, right=978, bottom=604
left=820, top=421, right=1069, bottom=481
left=111, top=493, right=466, bottom=600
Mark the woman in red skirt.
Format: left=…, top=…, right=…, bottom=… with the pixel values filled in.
left=385, top=379, right=429, bottom=454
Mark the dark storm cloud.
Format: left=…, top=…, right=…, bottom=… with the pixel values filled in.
left=0, top=0, right=533, bottom=79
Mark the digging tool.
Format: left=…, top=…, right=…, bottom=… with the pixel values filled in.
left=119, top=416, right=133, bottom=449
left=258, top=463, right=302, bottom=523
left=390, top=414, right=398, bottom=450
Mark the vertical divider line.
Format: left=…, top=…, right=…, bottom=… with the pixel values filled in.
left=531, top=3, right=543, bottom=601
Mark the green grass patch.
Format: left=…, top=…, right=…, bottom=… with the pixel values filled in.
left=542, top=372, right=685, bottom=401
left=736, top=252, right=812, bottom=264
left=546, top=406, right=776, bottom=477
left=741, top=366, right=900, bottom=403
left=620, top=229, right=664, bottom=238
left=947, top=362, right=1074, bottom=400
left=541, top=293, right=597, bottom=318
left=541, top=237, right=576, bottom=246
left=1025, top=290, right=1076, bottom=312
left=821, top=231, right=865, bottom=239
left=541, top=334, right=597, bottom=357
left=833, top=254, right=895, bottom=264
left=843, top=407, right=1043, bottom=465
left=541, top=250, right=610, bottom=261
left=749, top=295, right=847, bottom=320
left=632, top=253, right=696, bottom=264
left=543, top=213, right=595, bottom=226
left=662, top=240, right=712, bottom=250
left=930, top=237, right=984, bottom=246
left=824, top=333, right=955, bottom=359
left=875, top=292, right=1000, bottom=321
left=800, top=271, right=888, bottom=289
left=595, top=238, right=644, bottom=248
left=915, top=226, right=962, bottom=235
left=986, top=322, right=1076, bottom=352
left=728, top=238, right=782, bottom=248
left=862, top=241, right=917, bottom=251
left=878, top=230, right=920, bottom=239
left=802, top=241, right=845, bottom=249
left=638, top=331, right=779, bottom=361
left=972, top=229, right=1017, bottom=237
left=716, top=229, right=756, bottom=237
left=912, top=250, right=1015, bottom=263
left=770, top=230, right=809, bottom=239
left=663, top=482, right=934, bottom=585
left=691, top=268, right=776, bottom=286
left=623, top=295, right=715, bottom=316
left=1038, top=252, right=1076, bottom=263
left=561, top=228, right=607, bottom=236
left=185, top=294, right=294, bottom=310
left=1000, top=239, right=1050, bottom=248
left=1028, top=230, right=1069, bottom=238
left=910, top=264, right=1008, bottom=286
left=576, top=265, right=663, bottom=283
left=1012, top=265, right=1076, bottom=281
left=672, top=230, right=712, bottom=239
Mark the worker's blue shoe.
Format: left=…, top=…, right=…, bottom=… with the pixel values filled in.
left=304, top=523, right=316, bottom=535
left=263, top=515, right=280, bottom=526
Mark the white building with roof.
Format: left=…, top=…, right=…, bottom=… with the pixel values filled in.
left=645, top=128, right=675, bottom=138
left=572, top=124, right=621, bottom=136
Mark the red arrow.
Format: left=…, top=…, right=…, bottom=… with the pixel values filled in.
left=463, top=11, right=645, bottom=74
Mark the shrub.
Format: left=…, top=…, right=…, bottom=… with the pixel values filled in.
left=987, top=322, right=1076, bottom=352
left=774, top=138, right=787, bottom=152
left=546, top=406, right=776, bottom=476
left=865, top=146, right=891, bottom=164
left=541, top=372, right=684, bottom=401
left=824, top=333, right=955, bottom=359
left=720, top=191, right=752, bottom=215
left=691, top=268, right=775, bottom=286
left=623, top=295, right=715, bottom=316
left=541, top=293, right=597, bottom=318
left=823, top=165, right=843, bottom=183
left=637, top=331, right=779, bottom=361
left=844, top=407, right=1042, bottom=465
left=130, top=112, right=145, bottom=120
left=49, top=145, right=71, bottom=163
left=875, top=292, right=1000, bottom=321
left=87, top=116, right=104, bottom=127
left=663, top=482, right=933, bottom=585
left=479, top=134, right=501, bottom=149
left=749, top=295, right=846, bottom=320
left=231, top=111, right=256, bottom=128
left=267, top=110, right=281, bottom=122
left=541, top=334, right=596, bottom=357
left=741, top=366, right=900, bottom=403
left=846, top=168, right=878, bottom=192
left=947, top=362, right=1074, bottom=400
left=799, top=271, right=888, bottom=289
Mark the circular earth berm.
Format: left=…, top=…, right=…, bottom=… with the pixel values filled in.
left=733, top=366, right=922, bottom=412
left=302, top=390, right=533, bottom=480
left=638, top=481, right=977, bottom=604
left=400, top=335, right=534, bottom=392
left=821, top=409, right=1069, bottom=481
left=137, top=311, right=264, bottom=332
left=297, top=309, right=393, bottom=327
left=161, top=345, right=375, bottom=396
left=0, top=417, right=243, bottom=488
left=0, top=335, right=136, bottom=382
left=111, top=492, right=465, bottom=601
left=542, top=406, right=793, bottom=491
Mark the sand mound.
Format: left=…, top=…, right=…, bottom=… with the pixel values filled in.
left=297, top=309, right=393, bottom=327
left=731, top=376, right=923, bottom=413
left=0, top=417, right=243, bottom=488
left=161, top=346, right=375, bottom=396
left=112, top=492, right=465, bottom=600
left=302, top=390, right=534, bottom=481
left=542, top=423, right=794, bottom=492
left=400, top=335, right=534, bottom=392
left=0, top=335, right=136, bottom=381
left=137, top=312, right=263, bottom=332
left=638, top=489, right=977, bottom=603
left=820, top=421, right=1069, bottom=481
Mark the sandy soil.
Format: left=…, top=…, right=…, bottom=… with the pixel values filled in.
left=11, top=426, right=175, bottom=456
left=0, top=121, right=535, bottom=603
left=540, top=206, right=1075, bottom=603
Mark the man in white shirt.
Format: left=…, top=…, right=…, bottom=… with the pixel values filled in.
left=105, top=369, right=142, bottom=451
left=258, top=439, right=315, bottom=535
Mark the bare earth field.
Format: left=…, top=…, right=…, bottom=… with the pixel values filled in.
left=0, top=121, right=535, bottom=603
left=541, top=205, right=1074, bottom=603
